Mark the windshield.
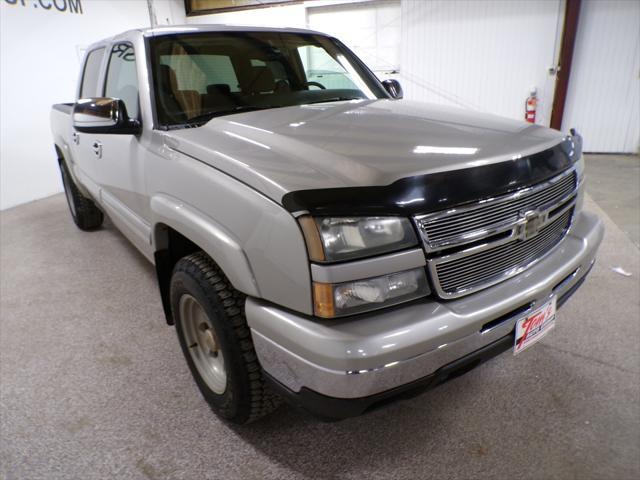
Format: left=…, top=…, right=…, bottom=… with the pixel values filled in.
left=149, top=31, right=387, bottom=128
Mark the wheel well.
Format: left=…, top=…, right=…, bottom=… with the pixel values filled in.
left=154, top=225, right=201, bottom=325
left=55, top=145, right=64, bottom=164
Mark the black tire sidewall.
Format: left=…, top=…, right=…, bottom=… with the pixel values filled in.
left=58, top=159, right=103, bottom=231
left=60, top=162, right=79, bottom=223
left=170, top=269, right=252, bottom=422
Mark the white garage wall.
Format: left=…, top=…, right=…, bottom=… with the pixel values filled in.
left=0, top=0, right=184, bottom=211
left=399, top=0, right=563, bottom=126
left=562, top=0, right=640, bottom=153
left=307, top=0, right=401, bottom=78
left=150, top=0, right=186, bottom=26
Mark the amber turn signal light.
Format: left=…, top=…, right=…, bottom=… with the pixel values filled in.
left=313, top=282, right=335, bottom=318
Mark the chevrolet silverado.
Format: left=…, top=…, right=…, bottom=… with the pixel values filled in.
left=50, top=25, right=604, bottom=423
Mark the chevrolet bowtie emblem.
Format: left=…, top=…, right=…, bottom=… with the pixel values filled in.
left=518, top=210, right=547, bottom=240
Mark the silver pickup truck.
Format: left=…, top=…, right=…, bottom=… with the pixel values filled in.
left=50, top=25, right=604, bottom=423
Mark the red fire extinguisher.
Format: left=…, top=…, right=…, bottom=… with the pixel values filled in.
left=525, top=88, right=537, bottom=123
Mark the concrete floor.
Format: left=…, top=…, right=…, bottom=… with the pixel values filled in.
left=1, top=164, right=639, bottom=479
left=584, top=154, right=640, bottom=248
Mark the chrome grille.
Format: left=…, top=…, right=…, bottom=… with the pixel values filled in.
left=416, top=169, right=577, bottom=251
left=414, top=166, right=580, bottom=299
left=432, top=208, right=573, bottom=296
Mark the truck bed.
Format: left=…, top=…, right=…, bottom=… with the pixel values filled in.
left=52, top=103, right=73, bottom=114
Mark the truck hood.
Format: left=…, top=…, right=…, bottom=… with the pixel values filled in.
left=166, top=99, right=567, bottom=208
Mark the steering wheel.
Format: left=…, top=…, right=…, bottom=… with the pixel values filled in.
left=303, top=81, right=326, bottom=90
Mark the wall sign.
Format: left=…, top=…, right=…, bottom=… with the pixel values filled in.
left=3, top=0, right=83, bottom=14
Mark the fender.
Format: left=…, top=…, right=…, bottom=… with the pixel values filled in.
left=151, top=194, right=261, bottom=299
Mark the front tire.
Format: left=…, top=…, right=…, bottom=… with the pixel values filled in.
left=170, top=252, right=281, bottom=424
left=59, top=160, right=103, bottom=231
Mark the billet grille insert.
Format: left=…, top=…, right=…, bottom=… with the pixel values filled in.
left=434, top=208, right=574, bottom=295
left=418, top=170, right=577, bottom=250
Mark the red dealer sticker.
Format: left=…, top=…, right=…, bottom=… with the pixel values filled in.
left=514, top=297, right=557, bottom=355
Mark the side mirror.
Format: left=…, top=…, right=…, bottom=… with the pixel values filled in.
left=382, top=79, right=403, bottom=99
left=73, top=98, right=141, bottom=135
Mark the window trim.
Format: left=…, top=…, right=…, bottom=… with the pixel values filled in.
left=78, top=47, right=106, bottom=100
left=103, top=41, right=141, bottom=121
left=144, top=36, right=160, bottom=130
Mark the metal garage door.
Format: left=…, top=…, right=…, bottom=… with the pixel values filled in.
left=562, top=0, right=640, bottom=153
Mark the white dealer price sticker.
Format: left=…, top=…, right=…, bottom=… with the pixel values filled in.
left=514, top=297, right=557, bottom=355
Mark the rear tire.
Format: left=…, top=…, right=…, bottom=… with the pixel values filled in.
left=59, top=160, right=103, bottom=231
left=170, top=252, right=281, bottom=424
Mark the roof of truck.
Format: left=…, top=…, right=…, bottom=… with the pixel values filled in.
left=141, top=23, right=328, bottom=37
left=86, top=24, right=331, bottom=62
left=145, top=24, right=326, bottom=35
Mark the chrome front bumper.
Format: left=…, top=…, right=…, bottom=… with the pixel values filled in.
left=246, top=211, right=604, bottom=400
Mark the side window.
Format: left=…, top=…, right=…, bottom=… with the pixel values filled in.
left=79, top=48, right=105, bottom=98
left=104, top=43, right=139, bottom=119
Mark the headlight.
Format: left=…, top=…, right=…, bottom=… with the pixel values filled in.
left=298, top=216, right=418, bottom=262
left=313, top=268, right=429, bottom=318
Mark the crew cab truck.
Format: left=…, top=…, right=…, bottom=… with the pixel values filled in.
left=51, top=25, right=604, bottom=423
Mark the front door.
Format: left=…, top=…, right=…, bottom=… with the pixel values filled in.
left=95, top=41, right=151, bottom=256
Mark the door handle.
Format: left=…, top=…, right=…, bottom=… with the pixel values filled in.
left=92, top=141, right=102, bottom=159
left=72, top=131, right=80, bottom=145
